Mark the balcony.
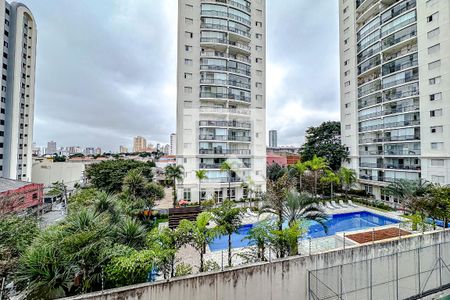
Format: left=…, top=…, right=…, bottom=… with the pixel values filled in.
left=200, top=78, right=251, bottom=90
left=383, top=134, right=419, bottom=142
left=199, top=135, right=251, bottom=142
left=199, top=149, right=251, bottom=155
left=384, top=149, right=420, bottom=156
left=384, top=164, right=420, bottom=171
left=200, top=162, right=251, bottom=169
left=199, top=107, right=251, bottom=115
left=204, top=177, right=242, bottom=183
left=199, top=120, right=251, bottom=129
left=229, top=0, right=251, bottom=13
left=383, top=119, right=420, bottom=129
left=382, top=24, right=417, bottom=51
left=200, top=92, right=251, bottom=102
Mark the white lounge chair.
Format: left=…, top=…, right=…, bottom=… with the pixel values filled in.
left=331, top=200, right=341, bottom=208
left=326, top=202, right=335, bottom=210
left=318, top=203, right=327, bottom=210
left=339, top=200, right=349, bottom=208
left=348, top=200, right=358, bottom=207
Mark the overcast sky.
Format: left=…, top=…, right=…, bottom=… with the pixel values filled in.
left=20, top=0, right=340, bottom=152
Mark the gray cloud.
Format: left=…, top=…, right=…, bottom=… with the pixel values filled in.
left=21, top=0, right=339, bottom=151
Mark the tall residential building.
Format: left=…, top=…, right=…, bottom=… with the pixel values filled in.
left=170, top=133, right=176, bottom=155
left=45, top=141, right=57, bottom=155
left=177, top=0, right=267, bottom=202
left=133, top=136, right=147, bottom=153
left=119, top=145, right=128, bottom=153
left=0, top=1, right=36, bottom=181
left=339, top=0, right=450, bottom=199
left=268, top=129, right=277, bottom=148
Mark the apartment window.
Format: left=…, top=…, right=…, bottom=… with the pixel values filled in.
left=429, top=76, right=441, bottom=85
left=430, top=159, right=444, bottom=166
left=428, top=44, right=440, bottom=55
left=431, top=142, right=443, bottom=150
left=427, top=28, right=440, bottom=39
left=1, top=75, right=6, bottom=81
left=344, top=38, right=349, bottom=45
left=185, top=45, right=192, bottom=52
left=1, top=97, right=4, bottom=103
left=256, top=82, right=262, bottom=88
left=427, top=12, right=439, bottom=23
left=184, top=86, right=192, bottom=93
left=344, top=59, right=349, bottom=66
left=184, top=72, right=192, bottom=79
left=183, top=189, right=191, bottom=201
left=184, top=101, right=192, bottom=108
left=185, top=4, right=193, bottom=10
left=3, top=41, right=7, bottom=48
left=344, top=28, right=349, bottom=35
left=344, top=70, right=350, bottom=77
left=184, top=58, right=193, bottom=66
left=428, top=60, right=441, bottom=70
left=431, top=175, right=445, bottom=184
left=256, top=95, right=263, bottom=101
left=255, top=21, right=262, bottom=27
left=343, top=6, right=348, bottom=14
left=430, top=109, right=443, bottom=117
left=255, top=58, right=262, bottom=63
left=430, top=92, right=442, bottom=101
left=345, top=102, right=350, bottom=108
left=2, top=53, right=7, bottom=59
left=185, top=18, right=193, bottom=25
left=255, top=33, right=262, bottom=40
left=426, top=0, right=439, bottom=7
left=256, top=70, right=262, bottom=76
left=256, top=9, right=262, bottom=16
left=344, top=81, right=350, bottom=87
left=184, top=31, right=193, bottom=38
left=183, top=143, right=191, bottom=149
left=0, top=108, right=4, bottom=114
left=256, top=45, right=262, bottom=51
left=431, top=126, right=443, bottom=133
left=345, top=124, right=351, bottom=130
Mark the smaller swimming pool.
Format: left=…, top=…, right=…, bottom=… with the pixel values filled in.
left=209, top=211, right=400, bottom=252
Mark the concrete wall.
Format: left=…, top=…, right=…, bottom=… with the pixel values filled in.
left=66, top=230, right=450, bottom=300
left=31, top=158, right=86, bottom=191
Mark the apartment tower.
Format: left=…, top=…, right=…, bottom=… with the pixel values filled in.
left=133, top=136, right=147, bottom=153
left=339, top=0, right=450, bottom=200
left=1, top=1, right=36, bottom=181
left=268, top=129, right=277, bottom=148
left=177, top=0, right=266, bottom=202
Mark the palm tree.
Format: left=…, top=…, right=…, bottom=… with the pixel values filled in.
left=179, top=212, right=218, bottom=272
left=244, top=220, right=273, bottom=261
left=430, top=184, right=450, bottom=228
left=321, top=170, right=340, bottom=198
left=293, top=161, right=308, bottom=191
left=165, top=165, right=184, bottom=207
left=305, top=155, right=329, bottom=197
left=282, top=190, right=328, bottom=228
left=123, top=169, right=147, bottom=200
left=384, top=179, right=431, bottom=211
left=115, top=217, right=147, bottom=249
left=220, top=161, right=233, bottom=200
left=212, top=200, right=243, bottom=267
left=338, top=167, right=356, bottom=199
left=195, top=170, right=208, bottom=205
left=260, top=173, right=294, bottom=230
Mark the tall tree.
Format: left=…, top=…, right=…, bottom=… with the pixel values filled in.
left=299, top=121, right=349, bottom=171
left=212, top=201, right=243, bottom=267
left=178, top=212, right=218, bottom=272
left=165, top=165, right=184, bottom=207
left=195, top=170, right=208, bottom=204
left=260, top=173, right=295, bottom=230
left=321, top=170, right=340, bottom=198
left=266, top=163, right=287, bottom=182
left=220, top=161, right=233, bottom=200
left=429, top=184, right=450, bottom=228
left=305, top=155, right=329, bottom=197
left=384, top=179, right=431, bottom=210
left=282, top=190, right=328, bottom=229
left=293, top=161, right=308, bottom=191
left=338, top=167, right=357, bottom=199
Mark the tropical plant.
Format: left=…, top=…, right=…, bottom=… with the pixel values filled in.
left=299, top=121, right=349, bottom=171
left=212, top=200, right=243, bottom=267
left=178, top=212, right=218, bottom=272
left=123, top=169, right=147, bottom=200
left=260, top=173, right=295, bottom=230
left=429, top=184, right=450, bottom=228
left=115, top=217, right=147, bottom=249
left=203, top=260, right=220, bottom=272
left=338, top=167, right=357, bottom=199
left=269, top=221, right=306, bottom=257
left=220, top=161, right=233, bottom=200
left=165, top=164, right=184, bottom=207
left=320, top=170, right=340, bottom=198
left=282, top=190, right=328, bottom=229
left=293, top=161, right=308, bottom=191
left=305, top=155, right=329, bottom=197
left=384, top=179, right=431, bottom=211
left=195, top=170, right=208, bottom=204
left=244, top=220, right=274, bottom=261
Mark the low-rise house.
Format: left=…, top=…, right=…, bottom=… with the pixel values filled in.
left=0, top=178, right=44, bottom=215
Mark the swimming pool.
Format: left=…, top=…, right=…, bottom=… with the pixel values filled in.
left=208, top=211, right=400, bottom=252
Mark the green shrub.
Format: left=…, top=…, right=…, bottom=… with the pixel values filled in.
left=174, top=262, right=192, bottom=277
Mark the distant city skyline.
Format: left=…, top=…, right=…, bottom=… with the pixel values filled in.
left=15, top=0, right=339, bottom=151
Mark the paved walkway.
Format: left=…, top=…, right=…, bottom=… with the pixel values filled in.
left=155, top=188, right=174, bottom=210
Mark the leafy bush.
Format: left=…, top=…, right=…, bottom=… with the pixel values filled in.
left=174, top=262, right=192, bottom=277
left=351, top=198, right=394, bottom=211
left=203, top=260, right=220, bottom=272
left=348, top=189, right=369, bottom=197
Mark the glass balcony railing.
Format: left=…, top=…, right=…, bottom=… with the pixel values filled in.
left=382, top=25, right=417, bottom=50
left=199, top=135, right=251, bottom=142
left=200, top=79, right=251, bottom=90
left=199, top=149, right=251, bottom=155
left=200, top=162, right=251, bottom=169
left=199, top=92, right=251, bottom=102
left=199, top=120, right=251, bottom=129
left=199, top=107, right=251, bottom=115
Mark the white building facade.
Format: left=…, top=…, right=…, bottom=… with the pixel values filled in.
left=339, top=0, right=450, bottom=200
left=0, top=1, right=36, bottom=182
left=177, top=0, right=266, bottom=202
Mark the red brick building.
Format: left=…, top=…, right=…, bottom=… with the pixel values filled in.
left=0, top=178, right=44, bottom=215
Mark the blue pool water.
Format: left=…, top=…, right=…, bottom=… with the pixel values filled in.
left=208, top=211, right=400, bottom=251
